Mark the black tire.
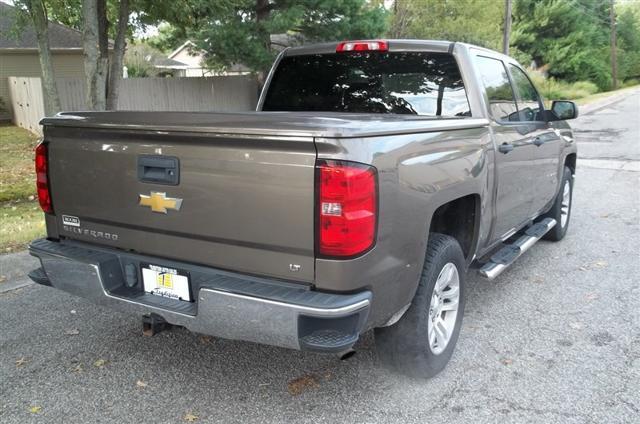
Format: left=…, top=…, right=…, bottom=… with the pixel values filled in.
left=375, top=233, right=466, bottom=378
left=541, top=166, right=573, bottom=241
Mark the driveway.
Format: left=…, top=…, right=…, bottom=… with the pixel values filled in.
left=1, top=91, right=638, bottom=424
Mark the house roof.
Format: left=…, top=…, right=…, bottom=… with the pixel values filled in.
left=154, top=57, right=189, bottom=69
left=168, top=40, right=198, bottom=60
left=0, top=2, right=83, bottom=51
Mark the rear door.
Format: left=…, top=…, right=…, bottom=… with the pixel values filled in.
left=47, top=125, right=317, bottom=282
left=507, top=64, right=563, bottom=216
left=474, top=55, right=537, bottom=242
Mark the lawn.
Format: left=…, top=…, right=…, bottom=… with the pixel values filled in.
left=0, top=124, right=45, bottom=253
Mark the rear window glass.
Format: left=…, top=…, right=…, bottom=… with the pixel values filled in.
left=262, top=52, right=471, bottom=117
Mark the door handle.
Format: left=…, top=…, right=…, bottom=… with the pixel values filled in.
left=533, top=137, right=544, bottom=146
left=137, top=155, right=180, bottom=185
left=498, top=143, right=514, bottom=154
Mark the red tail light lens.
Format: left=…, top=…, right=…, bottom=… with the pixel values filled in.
left=336, top=40, right=388, bottom=53
left=35, top=142, right=52, bottom=213
left=316, top=160, right=377, bottom=257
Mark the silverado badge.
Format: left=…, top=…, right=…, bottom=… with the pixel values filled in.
left=138, top=192, right=183, bottom=214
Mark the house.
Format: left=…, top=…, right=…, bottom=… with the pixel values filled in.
left=154, top=40, right=251, bottom=77
left=0, top=2, right=87, bottom=119
left=154, top=34, right=303, bottom=77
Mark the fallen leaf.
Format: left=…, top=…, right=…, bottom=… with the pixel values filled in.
left=287, top=374, right=319, bottom=396
left=184, top=412, right=199, bottom=422
left=136, top=380, right=148, bottom=388
left=501, top=358, right=513, bottom=366
left=0, top=275, right=6, bottom=283
left=593, top=260, right=608, bottom=269
left=93, top=359, right=108, bottom=368
left=586, top=293, right=599, bottom=301
left=199, top=336, right=212, bottom=344
left=29, top=406, right=42, bottom=414
left=15, top=357, right=28, bottom=367
left=64, top=329, right=80, bottom=336
left=72, top=364, right=83, bottom=373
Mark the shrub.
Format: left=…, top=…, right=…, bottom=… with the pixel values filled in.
left=528, top=69, right=599, bottom=100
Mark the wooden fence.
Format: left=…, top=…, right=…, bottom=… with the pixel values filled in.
left=7, top=75, right=259, bottom=135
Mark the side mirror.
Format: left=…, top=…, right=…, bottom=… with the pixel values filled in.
left=549, top=100, right=578, bottom=121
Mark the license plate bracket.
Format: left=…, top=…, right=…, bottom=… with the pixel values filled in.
left=141, top=263, right=192, bottom=302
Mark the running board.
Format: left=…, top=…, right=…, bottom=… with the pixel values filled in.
left=479, top=218, right=557, bottom=280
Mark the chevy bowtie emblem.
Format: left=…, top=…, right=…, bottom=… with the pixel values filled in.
left=138, top=192, right=183, bottom=214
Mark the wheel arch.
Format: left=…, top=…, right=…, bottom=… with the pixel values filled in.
left=427, top=193, right=482, bottom=264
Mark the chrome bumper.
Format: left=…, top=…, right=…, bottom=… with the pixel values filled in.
left=29, top=239, right=370, bottom=352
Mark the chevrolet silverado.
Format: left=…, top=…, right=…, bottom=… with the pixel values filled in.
left=28, top=40, right=578, bottom=378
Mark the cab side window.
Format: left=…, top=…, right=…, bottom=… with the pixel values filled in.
left=474, top=56, right=519, bottom=122
left=509, top=65, right=544, bottom=122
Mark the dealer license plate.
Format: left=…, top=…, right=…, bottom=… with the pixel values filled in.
left=141, top=263, right=192, bottom=302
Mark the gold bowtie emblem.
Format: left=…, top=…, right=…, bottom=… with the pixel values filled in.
left=138, top=192, right=183, bottom=214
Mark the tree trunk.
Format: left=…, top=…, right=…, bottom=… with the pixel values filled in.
left=27, top=0, right=61, bottom=116
left=610, top=0, right=618, bottom=90
left=255, top=0, right=271, bottom=85
left=82, top=0, right=108, bottom=110
left=502, top=0, right=512, bottom=55
left=106, top=0, right=129, bottom=110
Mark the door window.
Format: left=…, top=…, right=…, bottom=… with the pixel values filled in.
left=509, top=65, right=544, bottom=122
left=474, top=56, right=518, bottom=122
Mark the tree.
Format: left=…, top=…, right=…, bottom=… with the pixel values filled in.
left=13, top=0, right=62, bottom=116
left=511, top=0, right=612, bottom=90
left=616, top=1, right=640, bottom=81
left=388, top=0, right=504, bottom=50
left=181, top=0, right=387, bottom=80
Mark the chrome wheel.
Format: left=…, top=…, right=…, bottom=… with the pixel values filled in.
left=560, top=180, right=571, bottom=228
left=427, top=262, right=460, bottom=355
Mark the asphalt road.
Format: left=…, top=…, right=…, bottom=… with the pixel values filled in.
left=1, top=91, right=639, bottom=424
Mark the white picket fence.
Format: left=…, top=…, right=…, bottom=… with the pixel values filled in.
left=7, top=75, right=259, bottom=135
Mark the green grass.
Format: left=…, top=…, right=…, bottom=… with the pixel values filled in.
left=0, top=124, right=40, bottom=202
left=0, top=200, right=45, bottom=253
left=0, top=124, right=44, bottom=253
left=528, top=71, right=600, bottom=101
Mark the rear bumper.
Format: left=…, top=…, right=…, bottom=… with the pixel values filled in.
left=28, top=238, right=370, bottom=353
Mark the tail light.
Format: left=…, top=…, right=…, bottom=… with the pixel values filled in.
left=35, top=142, right=52, bottom=213
left=336, top=40, right=388, bottom=53
left=316, top=160, right=377, bottom=258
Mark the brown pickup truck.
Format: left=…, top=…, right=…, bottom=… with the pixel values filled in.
left=29, top=40, right=577, bottom=378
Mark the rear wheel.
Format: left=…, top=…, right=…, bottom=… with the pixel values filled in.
left=541, top=166, right=573, bottom=241
left=375, top=233, right=466, bottom=378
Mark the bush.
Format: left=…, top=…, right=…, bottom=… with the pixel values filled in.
left=528, top=69, right=599, bottom=100
left=622, top=78, right=639, bottom=88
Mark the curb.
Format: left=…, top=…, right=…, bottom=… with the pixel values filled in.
left=580, top=88, right=639, bottom=115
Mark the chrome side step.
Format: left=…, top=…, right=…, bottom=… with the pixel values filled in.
left=479, top=218, right=557, bottom=280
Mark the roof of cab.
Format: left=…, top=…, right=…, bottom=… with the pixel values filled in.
left=282, top=39, right=512, bottom=62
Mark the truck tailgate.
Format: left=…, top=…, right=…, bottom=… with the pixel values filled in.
left=45, top=125, right=316, bottom=282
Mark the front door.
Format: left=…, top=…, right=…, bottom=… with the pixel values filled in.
left=507, top=64, right=563, bottom=216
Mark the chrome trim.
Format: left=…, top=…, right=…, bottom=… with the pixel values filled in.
left=479, top=218, right=556, bottom=280
left=256, top=48, right=288, bottom=111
